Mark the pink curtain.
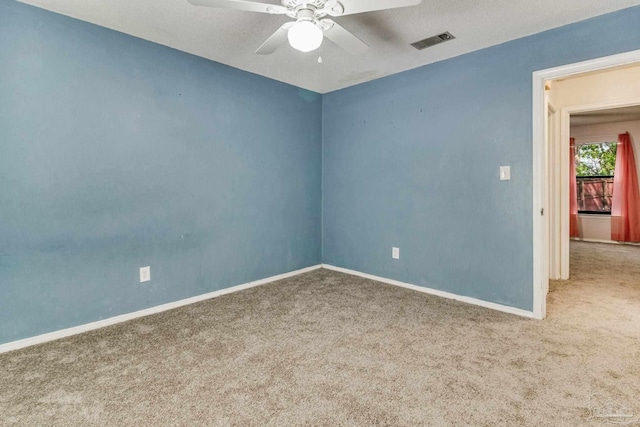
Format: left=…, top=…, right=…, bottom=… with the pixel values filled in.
left=569, top=138, right=580, bottom=237
left=611, top=132, right=640, bottom=242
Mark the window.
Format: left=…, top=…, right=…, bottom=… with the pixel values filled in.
left=575, top=142, right=617, bottom=214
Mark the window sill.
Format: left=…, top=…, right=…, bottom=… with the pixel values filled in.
left=578, top=213, right=611, bottom=219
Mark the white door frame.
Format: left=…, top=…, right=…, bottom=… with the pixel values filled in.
left=546, top=103, right=560, bottom=282
left=532, top=49, right=640, bottom=320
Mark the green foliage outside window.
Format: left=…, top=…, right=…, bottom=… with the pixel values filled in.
left=575, top=142, right=617, bottom=176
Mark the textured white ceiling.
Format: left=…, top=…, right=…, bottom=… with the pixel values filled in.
left=572, top=105, right=640, bottom=126
left=18, top=0, right=640, bottom=93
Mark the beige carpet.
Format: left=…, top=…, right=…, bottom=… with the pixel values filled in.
left=1, top=242, right=639, bottom=426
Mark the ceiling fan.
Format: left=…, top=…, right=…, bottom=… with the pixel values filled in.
left=187, top=0, right=422, bottom=55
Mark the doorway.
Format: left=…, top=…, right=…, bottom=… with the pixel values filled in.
left=532, top=49, right=640, bottom=319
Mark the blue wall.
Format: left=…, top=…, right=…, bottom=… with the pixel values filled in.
left=322, top=7, right=640, bottom=310
left=3, top=1, right=640, bottom=345
left=0, top=1, right=321, bottom=344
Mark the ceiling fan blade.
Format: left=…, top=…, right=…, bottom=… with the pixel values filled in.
left=327, top=0, right=421, bottom=16
left=255, top=22, right=294, bottom=54
left=322, top=19, right=368, bottom=55
left=187, top=0, right=286, bottom=14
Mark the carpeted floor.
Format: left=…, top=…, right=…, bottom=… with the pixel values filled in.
left=1, top=242, right=639, bottom=426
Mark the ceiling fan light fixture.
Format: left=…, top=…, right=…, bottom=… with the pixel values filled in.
left=287, top=21, right=323, bottom=52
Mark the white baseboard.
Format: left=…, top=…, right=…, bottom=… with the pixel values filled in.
left=571, top=237, right=616, bottom=244
left=571, top=237, right=640, bottom=246
left=322, top=264, right=535, bottom=319
left=0, top=264, right=321, bottom=354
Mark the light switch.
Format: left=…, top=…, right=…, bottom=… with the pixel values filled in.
left=500, top=166, right=511, bottom=181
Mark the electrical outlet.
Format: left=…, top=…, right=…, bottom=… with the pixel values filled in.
left=392, top=247, right=400, bottom=260
left=140, top=266, right=151, bottom=283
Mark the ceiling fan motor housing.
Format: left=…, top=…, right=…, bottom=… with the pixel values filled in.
left=296, top=8, right=316, bottom=22
left=282, top=0, right=344, bottom=19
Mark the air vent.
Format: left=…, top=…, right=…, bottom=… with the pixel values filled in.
left=411, top=32, right=455, bottom=50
